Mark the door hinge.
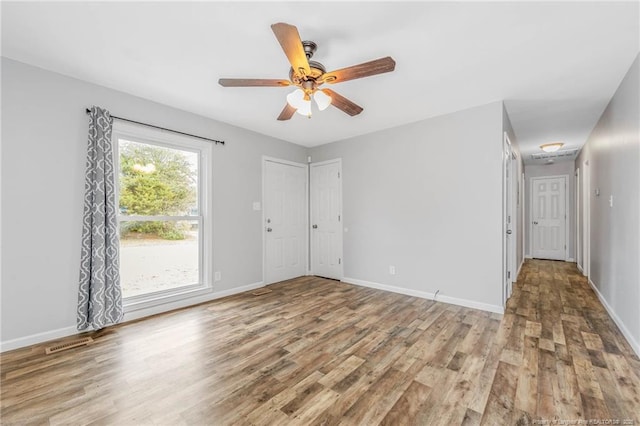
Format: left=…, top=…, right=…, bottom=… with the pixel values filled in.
left=338, top=172, right=340, bottom=178
left=338, top=214, right=341, bottom=222
left=508, top=271, right=511, bottom=279
left=338, top=258, right=341, bottom=265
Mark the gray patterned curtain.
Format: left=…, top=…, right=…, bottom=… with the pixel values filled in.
left=77, top=106, right=123, bottom=330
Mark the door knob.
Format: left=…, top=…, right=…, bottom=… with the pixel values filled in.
left=533, top=221, right=538, bottom=225
left=506, top=229, right=512, bottom=234
left=266, top=227, right=272, bottom=232
left=312, top=224, right=318, bottom=229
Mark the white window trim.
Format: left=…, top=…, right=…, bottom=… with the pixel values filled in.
left=112, top=120, right=213, bottom=313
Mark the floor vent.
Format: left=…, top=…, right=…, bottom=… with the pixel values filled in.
left=252, top=288, right=273, bottom=296
left=45, top=337, right=93, bottom=355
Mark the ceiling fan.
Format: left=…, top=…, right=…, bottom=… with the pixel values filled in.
left=218, top=23, right=396, bottom=120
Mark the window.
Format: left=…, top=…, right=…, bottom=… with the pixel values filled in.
left=112, top=121, right=212, bottom=308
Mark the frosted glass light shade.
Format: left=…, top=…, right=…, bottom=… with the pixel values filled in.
left=287, top=88, right=312, bottom=117
left=295, top=99, right=312, bottom=117
left=286, top=89, right=305, bottom=109
left=540, top=142, right=564, bottom=152
left=314, top=90, right=332, bottom=111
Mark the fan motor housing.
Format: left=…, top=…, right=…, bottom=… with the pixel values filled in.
left=289, top=60, right=326, bottom=84
left=289, top=40, right=326, bottom=84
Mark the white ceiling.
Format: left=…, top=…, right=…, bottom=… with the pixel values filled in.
left=2, top=2, right=638, bottom=164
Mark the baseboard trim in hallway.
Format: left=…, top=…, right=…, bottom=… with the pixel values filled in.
left=588, top=277, right=640, bottom=358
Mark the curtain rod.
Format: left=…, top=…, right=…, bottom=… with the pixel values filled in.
left=84, top=109, right=225, bottom=145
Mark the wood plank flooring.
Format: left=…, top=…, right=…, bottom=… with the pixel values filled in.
left=1, top=260, right=639, bottom=425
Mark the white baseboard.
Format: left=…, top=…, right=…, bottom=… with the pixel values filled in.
left=516, top=259, right=524, bottom=280
left=567, top=258, right=575, bottom=262
left=577, top=263, right=584, bottom=274
left=525, top=255, right=533, bottom=259
left=0, top=325, right=79, bottom=353
left=588, top=278, right=640, bottom=358
left=343, top=276, right=436, bottom=299
left=342, top=277, right=504, bottom=315
left=0, top=281, right=265, bottom=353
left=436, top=293, right=504, bottom=314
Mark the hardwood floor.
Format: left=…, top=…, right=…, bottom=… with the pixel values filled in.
left=1, top=260, right=639, bottom=425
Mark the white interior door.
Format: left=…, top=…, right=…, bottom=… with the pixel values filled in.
left=531, top=176, right=567, bottom=260
left=310, top=159, right=343, bottom=280
left=264, top=159, right=307, bottom=284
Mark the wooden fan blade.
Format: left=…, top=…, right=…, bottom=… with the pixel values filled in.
left=322, top=57, right=396, bottom=84
left=218, top=78, right=290, bottom=87
left=271, top=23, right=311, bottom=77
left=277, top=104, right=296, bottom=121
left=321, top=89, right=363, bottom=116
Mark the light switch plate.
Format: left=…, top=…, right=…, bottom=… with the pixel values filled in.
left=253, top=202, right=261, bottom=211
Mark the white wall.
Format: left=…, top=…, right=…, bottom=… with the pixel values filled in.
left=1, top=58, right=307, bottom=349
left=576, top=54, right=639, bottom=356
left=309, top=102, right=505, bottom=312
left=524, top=161, right=576, bottom=260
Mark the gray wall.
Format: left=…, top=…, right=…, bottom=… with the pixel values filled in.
left=13, top=50, right=631, bottom=350
left=310, top=102, right=505, bottom=310
left=524, top=161, right=576, bottom=260
left=1, top=58, right=307, bottom=345
left=576, top=54, right=639, bottom=354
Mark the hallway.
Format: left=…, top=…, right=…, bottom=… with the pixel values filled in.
left=495, top=259, right=640, bottom=423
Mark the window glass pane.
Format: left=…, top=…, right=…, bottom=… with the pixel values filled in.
left=120, top=220, right=199, bottom=298
left=119, top=139, right=198, bottom=216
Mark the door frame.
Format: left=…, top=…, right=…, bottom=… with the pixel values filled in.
left=529, top=174, right=569, bottom=261
left=582, top=160, right=590, bottom=277
left=310, top=158, right=344, bottom=280
left=576, top=167, right=582, bottom=271
left=502, top=133, right=516, bottom=306
left=521, top=172, right=526, bottom=269
left=262, top=156, right=309, bottom=285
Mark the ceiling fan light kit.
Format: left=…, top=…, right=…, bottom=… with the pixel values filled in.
left=219, top=22, right=396, bottom=120
left=287, top=89, right=312, bottom=117
left=286, top=88, right=332, bottom=118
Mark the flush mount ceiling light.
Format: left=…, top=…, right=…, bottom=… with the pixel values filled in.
left=540, top=142, right=564, bottom=153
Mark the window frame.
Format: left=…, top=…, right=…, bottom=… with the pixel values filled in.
left=112, top=120, right=213, bottom=312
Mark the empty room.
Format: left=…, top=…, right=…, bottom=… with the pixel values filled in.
left=1, top=1, right=639, bottom=425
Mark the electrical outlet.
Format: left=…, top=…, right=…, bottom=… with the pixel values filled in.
left=389, top=265, right=396, bottom=275
left=214, top=271, right=221, bottom=282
